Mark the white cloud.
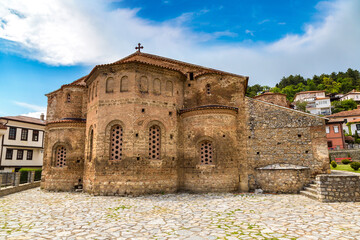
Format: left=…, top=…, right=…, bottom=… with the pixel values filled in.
left=0, top=0, right=359, bottom=86
left=13, top=101, right=46, bottom=118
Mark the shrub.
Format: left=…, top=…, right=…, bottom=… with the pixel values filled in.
left=331, top=161, right=337, bottom=168
left=19, top=168, right=42, bottom=182
left=350, top=162, right=360, bottom=171
left=342, top=159, right=351, bottom=165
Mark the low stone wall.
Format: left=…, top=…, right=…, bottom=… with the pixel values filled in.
left=317, top=171, right=360, bottom=202
left=256, top=164, right=311, bottom=193
left=0, top=182, right=41, bottom=197
left=329, top=149, right=360, bottom=162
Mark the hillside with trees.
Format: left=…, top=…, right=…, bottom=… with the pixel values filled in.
left=247, top=68, right=360, bottom=101
left=246, top=68, right=360, bottom=113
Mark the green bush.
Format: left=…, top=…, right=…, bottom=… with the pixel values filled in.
left=331, top=161, right=337, bottom=168
left=19, top=168, right=42, bottom=182
left=342, top=159, right=351, bottom=165
left=350, top=162, right=360, bottom=171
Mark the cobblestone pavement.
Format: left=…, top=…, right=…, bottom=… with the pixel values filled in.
left=1, top=188, right=360, bottom=240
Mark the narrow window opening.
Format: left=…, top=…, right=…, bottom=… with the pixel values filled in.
left=298, top=134, right=302, bottom=138
left=136, top=157, right=140, bottom=160
left=56, top=146, right=66, bottom=167
left=67, top=93, right=71, bottom=103
left=305, top=150, right=309, bottom=154
left=169, top=111, right=172, bottom=116
left=257, top=152, right=260, bottom=155
left=223, top=135, right=226, bottom=138
left=188, top=83, right=191, bottom=87
left=135, top=133, right=139, bottom=138
left=110, top=125, right=123, bottom=160
left=189, top=72, right=194, bottom=80
left=200, top=141, right=213, bottom=165
left=141, top=108, right=145, bottom=113
left=206, top=84, right=211, bottom=95
left=149, top=125, right=161, bottom=160
left=170, top=134, right=173, bottom=140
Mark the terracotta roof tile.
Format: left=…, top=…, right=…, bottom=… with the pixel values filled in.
left=328, top=109, right=360, bottom=118
left=0, top=116, right=45, bottom=125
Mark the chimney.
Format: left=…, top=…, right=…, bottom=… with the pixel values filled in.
left=40, top=113, right=45, bottom=121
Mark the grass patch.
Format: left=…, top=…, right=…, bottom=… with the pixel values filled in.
left=330, top=164, right=360, bottom=173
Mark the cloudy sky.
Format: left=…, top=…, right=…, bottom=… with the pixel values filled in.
left=0, top=0, right=359, bottom=118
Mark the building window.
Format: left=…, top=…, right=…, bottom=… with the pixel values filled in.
left=56, top=146, right=67, bottom=167
left=67, top=93, right=71, bottom=103
left=333, top=126, right=339, bottom=133
left=325, top=126, right=330, bottom=134
left=21, top=129, right=28, bottom=141
left=120, top=76, right=129, bottom=92
left=9, top=127, right=16, bottom=140
left=327, top=141, right=333, bottom=148
left=206, top=84, right=211, bottom=95
left=357, top=124, right=360, bottom=131
left=17, top=150, right=24, bottom=160
left=106, top=77, right=114, bottom=93
left=89, top=129, right=94, bottom=161
left=200, top=141, right=213, bottom=165
left=149, top=125, right=161, bottom=160
left=165, top=81, right=173, bottom=97
left=27, top=150, right=33, bottom=160
left=110, top=125, right=123, bottom=160
left=5, top=149, right=13, bottom=160
left=32, top=130, right=39, bottom=141
left=139, top=76, right=149, bottom=93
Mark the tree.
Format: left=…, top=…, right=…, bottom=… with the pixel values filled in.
left=332, top=99, right=357, bottom=113
left=295, top=101, right=308, bottom=112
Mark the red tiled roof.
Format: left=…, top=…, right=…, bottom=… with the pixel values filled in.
left=328, top=108, right=360, bottom=118
left=0, top=116, right=45, bottom=125
left=347, top=118, right=360, bottom=123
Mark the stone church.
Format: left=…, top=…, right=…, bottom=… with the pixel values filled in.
left=41, top=48, right=330, bottom=195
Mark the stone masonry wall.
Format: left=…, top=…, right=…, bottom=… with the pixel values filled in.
left=329, top=149, right=360, bottom=162
left=245, top=98, right=330, bottom=191
left=41, top=122, right=86, bottom=191
left=317, top=173, right=360, bottom=202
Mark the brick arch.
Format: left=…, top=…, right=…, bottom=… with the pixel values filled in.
left=104, top=120, right=126, bottom=161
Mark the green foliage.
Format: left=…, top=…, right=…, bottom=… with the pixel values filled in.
left=247, top=68, right=360, bottom=102
left=19, top=168, right=42, bottom=181
left=350, top=162, right=360, bottom=171
left=341, top=159, right=351, bottom=165
left=331, top=161, right=337, bottom=168
left=332, top=99, right=357, bottom=113
left=246, top=84, right=270, bottom=97
left=295, top=101, right=308, bottom=112
left=19, top=168, right=42, bottom=172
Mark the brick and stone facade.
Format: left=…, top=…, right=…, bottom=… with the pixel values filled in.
left=41, top=52, right=330, bottom=195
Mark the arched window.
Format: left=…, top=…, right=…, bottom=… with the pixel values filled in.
left=120, top=76, right=129, bottom=92
left=200, top=141, right=213, bottom=165
left=55, top=146, right=67, bottom=167
left=91, top=84, right=95, bottom=100
left=95, top=81, right=98, bottom=97
left=140, top=76, right=148, bottom=92
left=88, top=87, right=92, bottom=102
left=165, top=81, right=173, bottom=96
left=66, top=93, right=71, bottom=103
left=106, top=77, right=114, bottom=93
left=153, top=78, right=161, bottom=95
left=206, top=84, right=211, bottom=95
left=89, top=129, right=94, bottom=161
left=110, top=125, right=123, bottom=160
left=149, top=125, right=161, bottom=159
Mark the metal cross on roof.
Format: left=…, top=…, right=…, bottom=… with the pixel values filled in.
left=135, top=43, right=143, bottom=52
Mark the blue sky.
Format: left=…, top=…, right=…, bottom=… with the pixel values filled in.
left=0, top=0, right=359, bottom=118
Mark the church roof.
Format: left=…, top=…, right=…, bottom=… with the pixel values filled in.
left=84, top=51, right=248, bottom=83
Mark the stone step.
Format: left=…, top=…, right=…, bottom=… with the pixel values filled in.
left=309, top=183, right=317, bottom=188
left=303, top=187, right=317, bottom=194
left=300, top=190, right=318, bottom=200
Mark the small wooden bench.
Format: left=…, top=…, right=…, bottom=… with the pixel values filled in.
left=334, top=157, right=352, bottom=163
